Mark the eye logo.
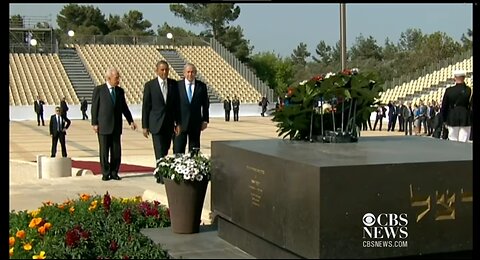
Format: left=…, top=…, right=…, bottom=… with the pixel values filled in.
left=363, top=213, right=376, bottom=226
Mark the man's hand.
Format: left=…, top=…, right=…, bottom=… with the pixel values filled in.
left=201, top=122, right=208, bottom=131
left=92, top=125, right=98, bottom=133
left=174, top=125, right=181, bottom=136
left=130, top=122, right=137, bottom=131
left=143, top=128, right=150, bottom=138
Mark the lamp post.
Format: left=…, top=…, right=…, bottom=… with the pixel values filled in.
left=68, top=30, right=75, bottom=47
left=30, top=38, right=37, bottom=53
left=166, top=32, right=174, bottom=48
left=340, top=3, right=347, bottom=71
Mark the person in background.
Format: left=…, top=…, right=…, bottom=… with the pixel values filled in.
left=34, top=95, right=45, bottom=126
left=440, top=69, right=472, bottom=142
left=91, top=67, right=137, bottom=181
left=60, top=96, right=69, bottom=120
left=142, top=60, right=180, bottom=184
left=223, top=96, right=232, bottom=121
left=80, top=97, right=89, bottom=120
left=260, top=95, right=269, bottom=117
left=232, top=95, right=240, bottom=122
left=173, top=63, right=210, bottom=154
left=49, top=106, right=71, bottom=157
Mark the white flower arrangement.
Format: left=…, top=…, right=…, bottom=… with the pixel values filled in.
left=154, top=153, right=211, bottom=183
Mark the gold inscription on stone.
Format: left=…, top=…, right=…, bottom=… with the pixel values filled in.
left=409, top=184, right=431, bottom=223
left=247, top=165, right=264, bottom=207
left=409, top=184, right=472, bottom=222
left=435, top=190, right=455, bottom=221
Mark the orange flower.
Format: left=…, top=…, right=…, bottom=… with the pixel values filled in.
left=80, top=193, right=91, bottom=201
left=29, top=217, right=43, bottom=228
left=69, top=206, right=75, bottom=214
left=58, top=204, right=65, bottom=209
left=42, top=200, right=53, bottom=206
left=38, top=226, right=46, bottom=235
left=9, top=236, right=15, bottom=246
left=43, top=222, right=52, bottom=230
left=16, top=230, right=26, bottom=239
left=9, top=247, right=13, bottom=256
left=23, top=243, right=32, bottom=251
left=33, top=251, right=46, bottom=259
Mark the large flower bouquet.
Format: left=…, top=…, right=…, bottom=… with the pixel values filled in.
left=9, top=192, right=170, bottom=259
left=154, top=151, right=211, bottom=184
left=272, top=69, right=384, bottom=142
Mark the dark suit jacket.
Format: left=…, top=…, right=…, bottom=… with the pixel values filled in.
left=91, top=84, right=134, bottom=135
left=34, top=100, right=44, bottom=113
left=142, top=77, right=180, bottom=134
left=440, top=83, right=472, bottom=126
left=49, top=114, right=71, bottom=136
left=81, top=100, right=88, bottom=111
left=177, top=79, right=209, bottom=132
left=60, top=100, right=69, bottom=115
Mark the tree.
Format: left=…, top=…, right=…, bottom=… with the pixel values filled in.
left=349, top=34, right=383, bottom=61
left=106, top=14, right=123, bottom=32
left=169, top=3, right=240, bottom=39
left=9, top=15, right=24, bottom=28
left=121, top=10, right=154, bottom=36
left=217, top=25, right=252, bottom=63
left=157, top=22, right=197, bottom=38
left=398, top=28, right=424, bottom=52
left=290, top=42, right=311, bottom=67
left=460, top=28, right=472, bottom=51
left=312, top=40, right=333, bottom=65
left=57, top=4, right=108, bottom=35
left=249, top=52, right=295, bottom=96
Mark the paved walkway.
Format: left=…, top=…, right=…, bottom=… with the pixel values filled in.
left=10, top=117, right=405, bottom=217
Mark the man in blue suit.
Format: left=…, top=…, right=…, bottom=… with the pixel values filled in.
left=173, top=63, right=210, bottom=154
left=49, top=106, right=71, bottom=157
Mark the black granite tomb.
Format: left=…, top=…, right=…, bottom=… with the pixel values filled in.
left=211, top=136, right=472, bottom=259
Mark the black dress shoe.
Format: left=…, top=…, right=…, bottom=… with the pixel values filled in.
left=102, top=175, right=111, bottom=181
left=111, top=175, right=122, bottom=180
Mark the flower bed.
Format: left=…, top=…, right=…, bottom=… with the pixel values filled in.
left=9, top=192, right=170, bottom=259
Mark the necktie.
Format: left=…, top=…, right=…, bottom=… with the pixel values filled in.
left=161, top=80, right=167, bottom=102
left=57, top=116, right=61, bottom=131
left=110, top=88, right=116, bottom=104
left=187, top=82, right=193, bottom=103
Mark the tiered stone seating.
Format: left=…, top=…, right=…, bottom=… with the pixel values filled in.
left=177, top=45, right=261, bottom=103
left=9, top=53, right=78, bottom=106
left=380, top=57, right=473, bottom=105
left=76, top=44, right=174, bottom=104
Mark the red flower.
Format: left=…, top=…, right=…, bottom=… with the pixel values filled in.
left=103, top=191, right=111, bottom=214
left=122, top=208, right=132, bottom=224
left=287, top=87, right=295, bottom=97
left=109, top=240, right=119, bottom=252
left=312, top=75, right=324, bottom=81
left=341, top=69, right=352, bottom=75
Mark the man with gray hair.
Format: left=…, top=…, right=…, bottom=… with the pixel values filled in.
left=91, top=67, right=137, bottom=181
left=440, top=69, right=472, bottom=142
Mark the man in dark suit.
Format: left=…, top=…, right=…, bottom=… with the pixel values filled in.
left=142, top=60, right=181, bottom=184
left=34, top=95, right=45, bottom=126
left=80, top=97, right=89, bottom=120
left=91, top=67, right=137, bottom=181
left=232, top=95, right=240, bottom=121
left=49, top=106, right=71, bottom=157
left=440, top=69, right=472, bottom=142
left=60, top=97, right=69, bottom=119
left=173, top=63, right=210, bottom=154
left=223, top=96, right=232, bottom=121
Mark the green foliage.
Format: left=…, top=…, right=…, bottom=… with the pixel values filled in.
left=9, top=193, right=170, bottom=259
left=291, top=42, right=311, bottom=67
left=169, top=3, right=240, bottom=38
left=272, top=70, right=384, bottom=141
